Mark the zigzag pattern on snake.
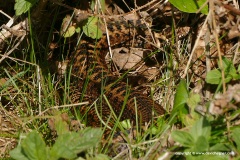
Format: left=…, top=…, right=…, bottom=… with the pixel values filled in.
left=69, top=19, right=165, bottom=127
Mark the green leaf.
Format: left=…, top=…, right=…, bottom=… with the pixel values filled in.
left=224, top=75, right=233, bottom=83
left=170, top=80, right=189, bottom=125
left=54, top=115, right=69, bottom=136
left=237, top=64, right=240, bottom=73
left=171, top=80, right=189, bottom=122
left=223, top=61, right=235, bottom=78
left=173, top=80, right=189, bottom=110
left=206, top=69, right=221, bottom=84
left=171, top=130, right=194, bottom=147
left=91, top=154, right=110, bottom=160
left=186, top=92, right=201, bottom=125
left=222, top=57, right=240, bottom=80
left=190, top=117, right=211, bottom=142
left=192, top=136, right=209, bottom=152
left=210, top=143, right=232, bottom=151
left=10, top=145, right=29, bottom=160
left=187, top=93, right=201, bottom=109
left=50, top=128, right=102, bottom=159
left=222, top=57, right=236, bottom=73
left=83, top=17, right=102, bottom=39
left=21, top=130, right=47, bottom=160
left=186, top=154, right=228, bottom=160
left=207, top=57, right=240, bottom=84
left=169, top=0, right=208, bottom=15
left=75, top=27, right=81, bottom=33
left=232, top=128, right=240, bottom=151
left=62, top=26, right=76, bottom=38
left=50, top=133, right=78, bottom=160
left=14, top=0, right=37, bottom=16
left=60, top=15, right=75, bottom=37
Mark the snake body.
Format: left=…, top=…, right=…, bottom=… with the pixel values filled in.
left=69, top=19, right=164, bottom=126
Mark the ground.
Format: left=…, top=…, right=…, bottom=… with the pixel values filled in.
left=0, top=0, right=240, bottom=159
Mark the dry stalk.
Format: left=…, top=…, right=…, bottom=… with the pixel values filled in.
left=182, top=13, right=210, bottom=78
left=50, top=0, right=160, bottom=19
left=209, top=0, right=226, bottom=93
left=0, top=32, right=26, bottom=63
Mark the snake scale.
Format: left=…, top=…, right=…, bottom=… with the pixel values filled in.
left=68, top=18, right=165, bottom=127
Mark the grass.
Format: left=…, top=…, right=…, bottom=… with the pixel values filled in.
left=0, top=30, right=170, bottom=158
left=0, top=57, right=168, bottom=159
left=1, top=0, right=240, bottom=159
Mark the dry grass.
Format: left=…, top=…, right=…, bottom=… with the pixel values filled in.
left=0, top=0, right=240, bottom=159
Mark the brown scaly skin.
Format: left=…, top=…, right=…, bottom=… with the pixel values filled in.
left=69, top=19, right=165, bottom=127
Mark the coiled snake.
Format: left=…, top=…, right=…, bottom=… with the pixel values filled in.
left=68, top=17, right=165, bottom=127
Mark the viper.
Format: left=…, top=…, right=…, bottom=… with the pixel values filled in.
left=66, top=13, right=165, bottom=127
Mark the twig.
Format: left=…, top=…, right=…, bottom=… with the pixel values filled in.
left=0, top=53, right=36, bottom=66
left=39, top=102, right=89, bottom=116
left=0, top=10, right=16, bottom=27
left=0, top=10, right=12, bottom=20
left=0, top=33, right=26, bottom=63
left=210, top=0, right=226, bottom=93
left=50, top=0, right=160, bottom=19
left=182, top=13, right=210, bottom=78
left=0, top=19, right=27, bottom=44
left=205, top=19, right=211, bottom=99
left=214, top=0, right=240, bottom=16
left=97, top=0, right=113, bottom=59
left=20, top=102, right=89, bottom=125
left=1, top=24, right=26, bottom=37
left=37, top=66, right=42, bottom=115
left=233, top=41, right=240, bottom=64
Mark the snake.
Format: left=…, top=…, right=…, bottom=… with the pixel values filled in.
left=67, top=16, right=165, bottom=127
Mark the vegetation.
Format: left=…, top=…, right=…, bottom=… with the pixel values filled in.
left=0, top=0, right=240, bottom=159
